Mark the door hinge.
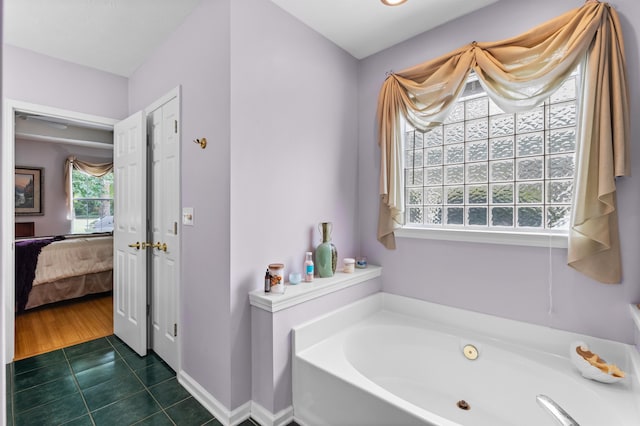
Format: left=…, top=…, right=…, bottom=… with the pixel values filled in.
left=174, top=323, right=178, bottom=337
left=147, top=305, right=150, bottom=316
left=174, top=222, right=178, bottom=235
left=174, top=120, right=178, bottom=134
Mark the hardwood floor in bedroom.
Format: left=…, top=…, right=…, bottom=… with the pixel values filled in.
left=14, top=293, right=113, bottom=361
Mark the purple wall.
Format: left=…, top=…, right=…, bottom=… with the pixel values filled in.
left=229, top=0, right=359, bottom=409
left=357, top=0, right=640, bottom=344
left=130, top=0, right=359, bottom=412
left=128, top=0, right=233, bottom=409
left=15, top=139, right=113, bottom=236
left=3, top=45, right=128, bottom=119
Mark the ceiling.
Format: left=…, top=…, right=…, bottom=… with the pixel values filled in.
left=4, top=0, right=498, bottom=77
left=4, top=0, right=203, bottom=77
left=270, top=0, right=499, bottom=59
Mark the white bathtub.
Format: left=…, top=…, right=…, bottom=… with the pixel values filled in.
left=292, top=293, right=640, bottom=426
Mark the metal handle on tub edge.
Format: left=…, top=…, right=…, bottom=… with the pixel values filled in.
left=536, top=394, right=580, bottom=426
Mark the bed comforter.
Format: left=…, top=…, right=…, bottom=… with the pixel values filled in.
left=33, top=236, right=113, bottom=285
left=15, top=235, right=113, bottom=312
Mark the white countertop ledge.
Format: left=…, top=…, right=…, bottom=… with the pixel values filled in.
left=249, top=265, right=382, bottom=313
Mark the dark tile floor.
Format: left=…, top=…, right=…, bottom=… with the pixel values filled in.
left=5, top=336, right=265, bottom=426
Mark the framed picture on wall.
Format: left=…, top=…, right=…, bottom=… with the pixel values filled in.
left=15, top=166, right=44, bottom=216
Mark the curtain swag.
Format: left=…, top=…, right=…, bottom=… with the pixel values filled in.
left=64, top=156, right=114, bottom=220
left=376, top=2, right=630, bottom=284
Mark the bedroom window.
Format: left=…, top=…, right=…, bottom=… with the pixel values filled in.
left=403, top=71, right=578, bottom=234
left=71, top=169, right=114, bottom=233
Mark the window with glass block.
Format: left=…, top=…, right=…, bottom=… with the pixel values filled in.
left=404, top=72, right=578, bottom=231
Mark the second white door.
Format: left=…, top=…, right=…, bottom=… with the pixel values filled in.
left=149, top=96, right=180, bottom=371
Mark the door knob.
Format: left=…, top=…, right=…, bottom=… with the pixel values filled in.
left=150, top=242, right=167, bottom=252
left=128, top=242, right=142, bottom=250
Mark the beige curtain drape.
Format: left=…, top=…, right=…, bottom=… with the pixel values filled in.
left=376, top=2, right=630, bottom=283
left=64, top=156, right=113, bottom=220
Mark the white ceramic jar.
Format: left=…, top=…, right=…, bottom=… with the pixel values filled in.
left=268, top=263, right=285, bottom=293
left=343, top=258, right=355, bottom=273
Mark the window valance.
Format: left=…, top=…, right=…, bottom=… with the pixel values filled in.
left=64, top=156, right=114, bottom=220
left=376, top=1, right=629, bottom=283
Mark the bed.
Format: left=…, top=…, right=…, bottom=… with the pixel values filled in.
left=15, top=234, right=113, bottom=312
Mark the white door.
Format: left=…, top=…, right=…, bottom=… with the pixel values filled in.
left=149, top=97, right=180, bottom=370
left=113, top=111, right=148, bottom=356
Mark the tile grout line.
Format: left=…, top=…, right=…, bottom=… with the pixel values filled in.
left=128, top=360, right=218, bottom=426
left=63, top=338, right=109, bottom=426
left=127, top=350, right=218, bottom=426
left=12, top=353, right=72, bottom=393
left=14, top=338, right=119, bottom=424
left=11, top=351, right=84, bottom=422
left=75, top=337, right=137, bottom=424
left=109, top=340, right=180, bottom=426
left=129, top=362, right=179, bottom=426
left=64, top=336, right=147, bottom=424
left=122, top=346, right=216, bottom=426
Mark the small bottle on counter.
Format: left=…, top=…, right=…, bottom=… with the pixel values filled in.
left=264, top=268, right=271, bottom=292
left=304, top=252, right=314, bottom=282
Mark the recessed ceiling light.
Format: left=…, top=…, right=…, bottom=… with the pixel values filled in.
left=381, top=0, right=408, bottom=5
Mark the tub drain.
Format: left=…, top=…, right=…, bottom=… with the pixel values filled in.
left=457, top=400, right=470, bottom=410
left=463, top=344, right=478, bottom=360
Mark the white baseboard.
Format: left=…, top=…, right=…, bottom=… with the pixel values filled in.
left=178, top=370, right=251, bottom=426
left=250, top=401, right=294, bottom=426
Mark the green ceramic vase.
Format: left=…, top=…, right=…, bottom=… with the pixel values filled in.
left=316, top=222, right=337, bottom=278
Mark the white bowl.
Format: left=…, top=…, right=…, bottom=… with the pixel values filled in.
left=570, top=341, right=623, bottom=384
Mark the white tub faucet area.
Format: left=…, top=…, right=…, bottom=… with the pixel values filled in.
left=292, top=293, right=640, bottom=426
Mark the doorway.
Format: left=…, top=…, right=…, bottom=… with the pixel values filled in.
left=2, top=100, right=118, bottom=364
left=12, top=105, right=117, bottom=361
left=2, top=92, right=181, bottom=370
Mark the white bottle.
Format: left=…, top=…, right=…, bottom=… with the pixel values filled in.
left=304, top=252, right=314, bottom=282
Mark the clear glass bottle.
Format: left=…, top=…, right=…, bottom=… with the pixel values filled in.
left=304, top=252, right=314, bottom=282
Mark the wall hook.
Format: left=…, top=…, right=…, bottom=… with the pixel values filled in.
left=194, top=138, right=207, bottom=149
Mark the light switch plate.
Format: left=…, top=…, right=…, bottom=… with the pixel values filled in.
left=182, top=207, right=194, bottom=226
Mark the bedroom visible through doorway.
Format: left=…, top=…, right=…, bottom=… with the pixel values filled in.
left=4, top=101, right=118, bottom=366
